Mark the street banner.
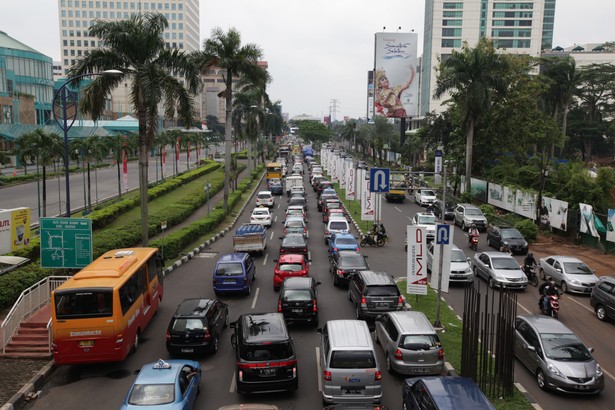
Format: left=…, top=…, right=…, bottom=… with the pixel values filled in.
left=331, top=156, right=338, bottom=183
left=430, top=228, right=453, bottom=293
left=340, top=159, right=347, bottom=190
left=406, top=226, right=428, bottom=295
left=607, top=209, right=615, bottom=242
left=580, top=203, right=600, bottom=238
left=346, top=167, right=355, bottom=200
left=356, top=168, right=364, bottom=204
left=361, top=177, right=375, bottom=221
left=0, top=207, right=31, bottom=255
left=540, top=197, right=568, bottom=232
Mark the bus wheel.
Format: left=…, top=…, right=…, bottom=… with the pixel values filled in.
left=133, top=330, right=141, bottom=353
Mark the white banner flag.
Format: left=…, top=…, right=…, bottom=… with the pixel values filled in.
left=361, top=178, right=375, bottom=221
left=346, top=167, right=355, bottom=200
left=340, top=159, right=347, bottom=189
left=406, top=226, right=428, bottom=295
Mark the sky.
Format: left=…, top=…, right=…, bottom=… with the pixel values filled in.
left=1, top=0, right=613, bottom=120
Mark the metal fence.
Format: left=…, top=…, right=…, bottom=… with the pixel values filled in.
left=461, top=280, right=517, bottom=398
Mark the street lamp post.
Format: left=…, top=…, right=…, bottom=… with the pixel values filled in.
left=53, top=69, right=122, bottom=217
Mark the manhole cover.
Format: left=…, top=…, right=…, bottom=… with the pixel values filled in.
left=196, top=252, right=218, bottom=258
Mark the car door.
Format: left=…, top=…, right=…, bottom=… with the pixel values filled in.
left=455, top=205, right=463, bottom=226
left=551, top=259, right=564, bottom=282
left=349, top=273, right=362, bottom=305
left=476, top=253, right=491, bottom=280
left=541, top=257, right=555, bottom=279
left=180, top=364, right=199, bottom=409
left=329, top=253, right=339, bottom=275
left=514, top=319, right=533, bottom=369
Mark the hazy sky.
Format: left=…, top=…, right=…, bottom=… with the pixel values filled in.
left=1, top=0, right=613, bottom=120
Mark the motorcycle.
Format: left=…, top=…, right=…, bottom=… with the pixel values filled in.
left=523, top=264, right=538, bottom=287
left=361, top=223, right=387, bottom=247
left=469, top=235, right=479, bottom=251
left=540, top=294, right=560, bottom=318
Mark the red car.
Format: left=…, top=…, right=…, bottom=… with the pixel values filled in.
left=273, top=254, right=310, bottom=291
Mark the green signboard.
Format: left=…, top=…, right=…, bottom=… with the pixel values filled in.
left=40, top=217, right=93, bottom=269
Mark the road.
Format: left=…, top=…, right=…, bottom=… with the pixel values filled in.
left=21, top=159, right=615, bottom=410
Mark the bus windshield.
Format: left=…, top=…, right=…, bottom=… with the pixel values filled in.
left=55, top=289, right=114, bottom=319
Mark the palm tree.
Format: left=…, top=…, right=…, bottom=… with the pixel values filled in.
left=198, top=27, right=266, bottom=210
left=82, top=136, right=108, bottom=210
left=70, top=12, right=202, bottom=245
left=434, top=38, right=509, bottom=193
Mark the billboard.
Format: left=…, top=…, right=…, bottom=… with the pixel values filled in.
left=367, top=70, right=375, bottom=119
left=406, top=226, right=428, bottom=295
left=580, top=203, right=600, bottom=238
left=0, top=207, right=31, bottom=255
left=374, top=32, right=419, bottom=118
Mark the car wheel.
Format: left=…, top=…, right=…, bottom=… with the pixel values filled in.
left=333, top=273, right=339, bottom=287
left=223, top=312, right=229, bottom=328
left=536, top=369, right=548, bottom=391
left=274, top=285, right=279, bottom=292
left=355, top=304, right=362, bottom=320
left=561, top=281, right=568, bottom=293
left=348, top=289, right=352, bottom=301
left=374, top=331, right=380, bottom=345
left=386, top=353, right=394, bottom=374
left=132, top=330, right=140, bottom=354
left=539, top=268, right=546, bottom=280
left=486, top=237, right=491, bottom=247
left=596, top=305, right=607, bottom=321
left=210, top=334, right=219, bottom=354
left=473, top=266, right=479, bottom=277
left=246, top=285, right=251, bottom=295
left=461, top=221, right=466, bottom=231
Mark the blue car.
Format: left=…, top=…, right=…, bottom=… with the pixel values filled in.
left=213, top=253, right=256, bottom=295
left=328, top=233, right=359, bottom=256
left=120, top=359, right=201, bottom=409
left=269, top=181, right=284, bottom=195
left=402, top=376, right=495, bottom=409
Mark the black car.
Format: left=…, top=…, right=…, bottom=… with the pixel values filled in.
left=432, top=201, right=455, bottom=220
left=347, top=270, right=403, bottom=320
left=318, top=193, right=337, bottom=212
left=486, top=226, right=529, bottom=254
left=317, top=181, right=334, bottom=197
left=278, top=277, right=321, bottom=326
left=165, top=298, right=229, bottom=356
left=279, top=233, right=309, bottom=256
left=329, top=250, right=369, bottom=287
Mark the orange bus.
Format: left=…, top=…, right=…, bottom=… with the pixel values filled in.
left=51, top=248, right=164, bottom=365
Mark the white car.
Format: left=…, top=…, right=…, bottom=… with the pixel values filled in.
left=426, top=243, right=473, bottom=282
left=256, top=191, right=274, bottom=208
left=250, top=207, right=272, bottom=227
left=290, top=185, right=305, bottom=196
left=414, top=189, right=437, bottom=206
left=411, top=212, right=437, bottom=241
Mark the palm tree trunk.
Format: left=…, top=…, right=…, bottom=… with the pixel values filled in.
left=465, top=120, right=475, bottom=194
left=247, top=138, right=253, bottom=173
left=42, top=166, right=47, bottom=218
left=87, top=163, right=92, bottom=212
left=139, top=142, right=149, bottom=245
left=223, top=81, right=233, bottom=210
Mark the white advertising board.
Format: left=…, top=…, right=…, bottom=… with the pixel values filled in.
left=406, top=226, right=428, bottom=295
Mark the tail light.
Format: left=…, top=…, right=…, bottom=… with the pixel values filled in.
left=280, top=248, right=285, bottom=253
left=375, top=370, right=382, bottom=381
left=323, top=370, right=332, bottom=381
left=313, top=299, right=318, bottom=312
left=165, top=330, right=171, bottom=342
left=355, top=247, right=360, bottom=252
left=115, top=333, right=124, bottom=345
left=278, top=299, right=282, bottom=312
left=337, top=269, right=344, bottom=276
left=360, top=296, right=367, bottom=308
left=303, top=248, right=308, bottom=253
left=203, top=328, right=212, bottom=341
left=438, top=348, right=444, bottom=360
left=238, top=369, right=244, bottom=381
left=397, top=296, right=403, bottom=309
left=325, top=230, right=329, bottom=235
left=284, top=228, right=287, bottom=234
left=395, top=348, right=403, bottom=360
left=243, top=277, right=248, bottom=284
left=303, top=227, right=307, bottom=233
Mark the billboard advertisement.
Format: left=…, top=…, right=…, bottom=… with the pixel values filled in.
left=0, top=207, right=31, bottom=255
left=406, top=226, right=428, bottom=295
left=361, top=177, right=375, bottom=221
left=367, top=70, right=375, bottom=120
left=580, top=203, right=600, bottom=238
left=374, top=32, right=419, bottom=118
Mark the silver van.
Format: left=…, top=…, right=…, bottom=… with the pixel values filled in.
left=374, top=311, right=444, bottom=375
left=318, top=320, right=382, bottom=405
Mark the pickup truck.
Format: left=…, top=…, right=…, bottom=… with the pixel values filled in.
left=233, top=223, right=267, bottom=254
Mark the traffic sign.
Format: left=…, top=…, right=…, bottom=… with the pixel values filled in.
left=40, top=217, right=93, bottom=269
left=435, top=224, right=450, bottom=245
left=435, top=148, right=443, bottom=173
left=369, top=168, right=390, bottom=192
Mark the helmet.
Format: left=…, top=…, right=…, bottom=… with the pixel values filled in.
left=471, top=223, right=477, bottom=228
left=528, top=252, right=533, bottom=258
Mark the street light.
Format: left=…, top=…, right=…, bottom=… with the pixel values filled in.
left=53, top=69, right=122, bottom=217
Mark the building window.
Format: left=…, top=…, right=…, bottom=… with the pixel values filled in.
left=443, top=11, right=462, bottom=17
left=442, top=19, right=462, bottom=26
left=443, top=2, right=463, bottom=9
left=442, top=28, right=462, bottom=37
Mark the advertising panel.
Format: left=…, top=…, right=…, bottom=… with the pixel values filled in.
left=346, top=165, right=355, bottom=200
left=514, top=189, right=536, bottom=220
left=406, top=226, right=428, bottom=295
left=580, top=203, right=600, bottom=238
left=374, top=32, right=419, bottom=118
left=608, top=209, right=615, bottom=242
left=540, top=197, right=569, bottom=232
left=0, top=207, right=31, bottom=255
left=361, top=177, right=375, bottom=221
left=488, top=182, right=505, bottom=209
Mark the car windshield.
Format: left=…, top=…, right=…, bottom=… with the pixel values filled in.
left=421, top=190, right=435, bottom=196
left=282, top=289, right=312, bottom=301
left=491, top=257, right=520, bottom=270
left=563, top=261, right=593, bottom=274
left=278, top=263, right=303, bottom=272
left=215, top=262, right=244, bottom=276
left=283, top=236, right=306, bottom=246
left=257, top=194, right=271, bottom=199
left=339, top=255, right=368, bottom=269
left=326, top=202, right=341, bottom=209
left=330, top=350, right=376, bottom=369
left=418, top=215, right=437, bottom=225
left=128, top=383, right=175, bottom=405
left=287, top=220, right=303, bottom=228
left=240, top=342, right=294, bottom=361
left=336, top=238, right=356, bottom=245
left=365, top=285, right=399, bottom=296
left=451, top=250, right=467, bottom=263
left=541, top=333, right=592, bottom=361
left=466, top=208, right=482, bottom=216
left=502, top=229, right=523, bottom=239
left=329, top=221, right=348, bottom=230
left=400, top=334, right=440, bottom=350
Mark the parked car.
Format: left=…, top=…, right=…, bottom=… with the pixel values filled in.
left=273, top=254, right=309, bottom=291
left=119, top=359, right=201, bottom=410
left=347, top=270, right=403, bottom=320
left=374, top=311, right=444, bottom=375
left=410, top=212, right=437, bottom=242
left=539, top=255, right=599, bottom=294
left=514, top=315, right=604, bottom=394
left=431, top=201, right=455, bottom=221
left=402, top=376, right=495, bottom=410
left=414, top=189, right=437, bottom=206
left=212, top=253, right=256, bottom=295
left=329, top=250, right=369, bottom=287
left=426, top=243, right=473, bottom=283
left=471, top=251, right=528, bottom=290
left=279, top=233, right=309, bottom=256
left=328, top=233, right=360, bottom=256
left=356, top=161, right=368, bottom=170
left=486, top=226, right=528, bottom=255
left=166, top=298, right=229, bottom=355
left=283, top=216, right=308, bottom=238
left=454, top=203, right=488, bottom=231
left=250, top=207, right=272, bottom=228
left=256, top=191, right=274, bottom=208
left=277, top=276, right=320, bottom=326
left=591, top=276, right=615, bottom=321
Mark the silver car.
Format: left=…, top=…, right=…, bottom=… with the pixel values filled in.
left=427, top=243, right=473, bottom=283
left=472, top=251, right=528, bottom=290
left=539, top=256, right=599, bottom=294
left=514, top=315, right=604, bottom=394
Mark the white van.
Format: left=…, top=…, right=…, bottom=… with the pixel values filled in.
left=324, top=217, right=350, bottom=244
left=285, top=175, right=303, bottom=196
left=318, top=320, right=382, bottom=405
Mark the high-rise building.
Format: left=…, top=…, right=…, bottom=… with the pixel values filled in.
left=420, top=0, right=556, bottom=116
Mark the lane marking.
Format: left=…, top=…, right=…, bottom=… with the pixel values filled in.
left=395, top=206, right=402, bottom=213
left=251, top=287, right=260, bottom=309
left=315, top=346, right=322, bottom=392
left=308, top=251, right=312, bottom=264
left=270, top=231, right=274, bottom=240
left=263, top=253, right=269, bottom=266
left=229, top=371, right=236, bottom=393
left=407, top=216, right=412, bottom=220
left=277, top=203, right=280, bottom=209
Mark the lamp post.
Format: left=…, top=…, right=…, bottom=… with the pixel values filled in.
left=53, top=69, right=122, bottom=217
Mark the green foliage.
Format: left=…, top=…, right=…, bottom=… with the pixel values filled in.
left=479, top=204, right=497, bottom=219
left=460, top=192, right=473, bottom=203
left=0, top=264, right=53, bottom=308
left=293, top=120, right=331, bottom=147
left=515, top=219, right=538, bottom=241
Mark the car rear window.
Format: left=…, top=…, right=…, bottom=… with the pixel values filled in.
left=330, top=221, right=349, bottom=230
left=282, top=289, right=312, bottom=301
left=215, top=262, right=244, bottom=276
left=365, top=285, right=399, bottom=297
left=128, top=384, right=174, bottom=405
left=330, top=350, right=376, bottom=369
left=400, top=334, right=440, bottom=350
left=278, top=263, right=303, bottom=272
left=240, top=342, right=294, bottom=361
left=171, top=318, right=205, bottom=332
left=258, top=193, right=271, bottom=199
left=339, top=255, right=368, bottom=269
left=287, top=220, right=303, bottom=228
left=336, top=238, right=356, bottom=245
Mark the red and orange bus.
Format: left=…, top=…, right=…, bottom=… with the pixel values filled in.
left=51, top=248, right=164, bottom=365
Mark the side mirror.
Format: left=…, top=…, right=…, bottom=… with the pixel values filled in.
left=526, top=345, right=536, bottom=353
left=316, top=281, right=322, bottom=286
left=316, top=328, right=324, bottom=334
left=467, top=257, right=471, bottom=263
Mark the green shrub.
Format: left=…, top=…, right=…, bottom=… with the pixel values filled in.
left=514, top=219, right=538, bottom=241
left=479, top=204, right=497, bottom=219
left=460, top=192, right=473, bottom=203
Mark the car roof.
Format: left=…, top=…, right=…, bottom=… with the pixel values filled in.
left=174, top=298, right=215, bottom=317
left=479, top=251, right=515, bottom=258
left=240, top=313, right=289, bottom=343
left=257, top=191, right=272, bottom=195
left=403, top=377, right=495, bottom=409
left=326, top=320, right=371, bottom=347
left=252, top=207, right=270, bottom=212
left=281, top=277, right=313, bottom=289
left=357, top=270, right=395, bottom=285
left=285, top=216, right=305, bottom=223
left=278, top=254, right=305, bottom=263
left=136, top=359, right=199, bottom=384
left=338, top=250, right=363, bottom=257
left=282, top=233, right=306, bottom=241
left=518, top=314, right=575, bottom=334
left=217, top=253, right=248, bottom=262
left=287, top=205, right=305, bottom=211
left=542, top=255, right=584, bottom=263
left=333, top=233, right=356, bottom=240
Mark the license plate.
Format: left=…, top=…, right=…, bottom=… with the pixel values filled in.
left=223, top=279, right=235, bottom=284
left=576, top=385, right=590, bottom=390
left=291, top=309, right=303, bottom=313
left=181, top=348, right=194, bottom=353
left=413, top=368, right=429, bottom=374
left=375, top=302, right=389, bottom=307
left=344, top=388, right=363, bottom=395
left=79, top=340, right=94, bottom=348
left=260, top=368, right=276, bottom=376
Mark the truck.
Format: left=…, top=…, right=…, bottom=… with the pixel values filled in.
left=233, top=223, right=267, bottom=253
left=385, top=173, right=408, bottom=202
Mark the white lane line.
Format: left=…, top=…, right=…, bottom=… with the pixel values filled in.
left=263, top=253, right=269, bottom=266
left=308, top=251, right=312, bottom=264
left=567, top=294, right=594, bottom=314
left=251, top=287, right=260, bottom=309
left=229, top=371, right=236, bottom=393
left=277, top=203, right=280, bottom=209
left=315, top=346, right=322, bottom=392
left=407, top=216, right=412, bottom=220
left=270, top=231, right=274, bottom=240
left=395, top=206, right=402, bottom=213
left=275, top=215, right=278, bottom=222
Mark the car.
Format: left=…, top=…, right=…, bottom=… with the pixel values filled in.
left=328, top=233, right=360, bottom=256
left=486, top=226, right=528, bottom=254
left=279, top=233, right=309, bottom=256
left=230, top=313, right=298, bottom=394
left=285, top=205, right=307, bottom=224
left=538, top=255, right=599, bottom=294
left=329, top=250, right=370, bottom=287
left=250, top=207, right=272, bottom=227
left=410, top=212, right=437, bottom=241
left=454, top=203, right=488, bottom=231
left=212, top=253, right=256, bottom=295
left=165, top=298, right=229, bottom=356
left=318, top=191, right=338, bottom=212
left=432, top=201, right=455, bottom=220
left=317, top=181, right=334, bottom=197
left=269, top=181, right=284, bottom=196
left=471, top=251, right=528, bottom=290
left=277, top=276, right=320, bottom=326
left=273, top=254, right=309, bottom=291
left=324, top=217, right=350, bottom=244
left=119, top=359, right=201, bottom=410
left=414, top=188, right=437, bottom=206
left=290, top=185, right=305, bottom=196
left=590, top=276, right=615, bottom=321
left=324, top=208, right=346, bottom=224
left=356, top=161, right=368, bottom=170
left=267, top=177, right=282, bottom=189
left=347, top=270, right=403, bottom=320
left=255, top=191, right=274, bottom=208
left=426, top=243, right=473, bottom=283
left=312, top=176, right=327, bottom=191
left=287, top=196, right=308, bottom=214
left=402, top=376, right=495, bottom=409
left=514, top=315, right=604, bottom=394
left=283, top=216, right=308, bottom=238
left=0, top=255, right=30, bottom=275
left=322, top=198, right=343, bottom=215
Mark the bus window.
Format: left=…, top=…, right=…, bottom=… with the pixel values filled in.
left=55, top=290, right=113, bottom=319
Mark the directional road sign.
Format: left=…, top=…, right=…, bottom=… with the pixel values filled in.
left=369, top=168, right=390, bottom=193
left=435, top=224, right=450, bottom=245
left=40, top=217, right=93, bottom=269
left=435, top=148, right=443, bottom=173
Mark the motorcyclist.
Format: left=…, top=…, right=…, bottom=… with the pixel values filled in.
left=540, top=277, right=559, bottom=313
left=468, top=223, right=480, bottom=246
left=425, top=203, right=435, bottom=213
left=523, top=252, right=537, bottom=275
